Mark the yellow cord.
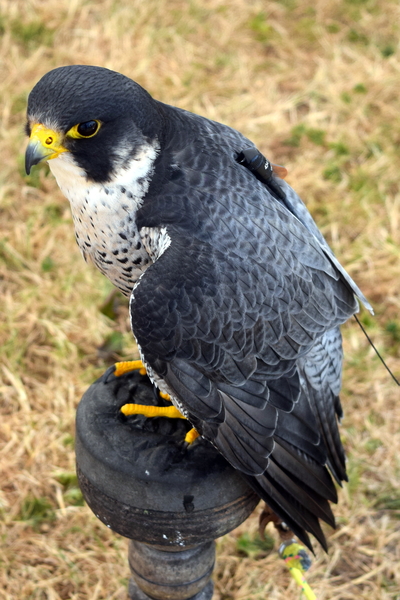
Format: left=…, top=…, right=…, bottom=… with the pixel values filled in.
left=280, top=541, right=317, bottom=600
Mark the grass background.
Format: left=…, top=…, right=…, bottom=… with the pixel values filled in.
left=0, top=0, right=400, bottom=598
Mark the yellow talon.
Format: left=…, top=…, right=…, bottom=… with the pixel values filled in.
left=184, top=428, right=200, bottom=444
left=159, top=391, right=171, bottom=401
left=121, top=403, right=186, bottom=419
left=120, top=401, right=199, bottom=445
left=114, top=360, right=147, bottom=377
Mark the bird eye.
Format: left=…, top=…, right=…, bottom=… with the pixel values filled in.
left=67, top=120, right=101, bottom=139
left=77, top=121, right=99, bottom=137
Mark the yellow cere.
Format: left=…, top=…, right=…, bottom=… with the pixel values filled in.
left=29, top=123, right=67, bottom=160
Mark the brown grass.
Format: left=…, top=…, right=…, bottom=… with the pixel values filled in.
left=0, top=0, right=399, bottom=598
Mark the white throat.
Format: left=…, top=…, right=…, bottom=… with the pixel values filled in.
left=48, top=141, right=160, bottom=295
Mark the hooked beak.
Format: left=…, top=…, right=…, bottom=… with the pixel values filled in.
left=25, top=124, right=68, bottom=174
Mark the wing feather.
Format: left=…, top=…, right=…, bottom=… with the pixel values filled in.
left=130, top=111, right=367, bottom=548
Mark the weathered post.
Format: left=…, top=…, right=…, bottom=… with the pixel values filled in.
left=76, top=370, right=259, bottom=600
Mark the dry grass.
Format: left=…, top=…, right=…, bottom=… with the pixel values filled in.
left=0, top=0, right=399, bottom=598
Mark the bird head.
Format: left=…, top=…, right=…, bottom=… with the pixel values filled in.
left=25, top=65, right=163, bottom=183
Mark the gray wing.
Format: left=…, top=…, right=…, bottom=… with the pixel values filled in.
left=131, top=228, right=355, bottom=549
left=279, top=180, right=372, bottom=314
left=299, top=326, right=346, bottom=482
left=130, top=107, right=365, bottom=549
left=157, top=103, right=372, bottom=314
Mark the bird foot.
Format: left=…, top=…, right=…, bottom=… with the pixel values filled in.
left=114, top=360, right=147, bottom=377
left=107, top=361, right=198, bottom=444
left=120, top=403, right=199, bottom=445
left=184, top=428, right=200, bottom=444
left=108, top=360, right=171, bottom=402
left=104, top=360, right=148, bottom=383
left=121, top=403, right=185, bottom=420
left=105, top=361, right=172, bottom=402
left=259, top=503, right=293, bottom=542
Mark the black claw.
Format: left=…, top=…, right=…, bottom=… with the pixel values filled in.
left=103, top=364, right=117, bottom=383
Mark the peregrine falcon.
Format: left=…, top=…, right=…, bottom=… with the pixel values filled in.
left=25, top=65, right=372, bottom=551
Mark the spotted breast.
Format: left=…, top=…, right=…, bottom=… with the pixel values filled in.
left=48, top=141, right=163, bottom=296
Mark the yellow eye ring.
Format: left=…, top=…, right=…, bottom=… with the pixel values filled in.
left=67, top=120, right=101, bottom=139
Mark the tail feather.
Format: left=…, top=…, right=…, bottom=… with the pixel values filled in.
left=247, top=471, right=328, bottom=551
left=272, top=439, right=338, bottom=503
